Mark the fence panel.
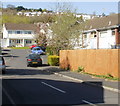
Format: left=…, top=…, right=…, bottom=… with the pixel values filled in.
left=60, top=49, right=119, bottom=78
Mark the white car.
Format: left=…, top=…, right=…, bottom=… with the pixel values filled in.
left=0, top=55, right=6, bottom=74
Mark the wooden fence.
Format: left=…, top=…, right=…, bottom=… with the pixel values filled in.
left=60, top=49, right=120, bottom=78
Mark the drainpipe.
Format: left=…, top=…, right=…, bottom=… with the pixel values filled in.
left=115, top=28, right=120, bottom=45
left=82, top=33, right=84, bottom=48
left=96, top=30, right=99, bottom=49
left=97, top=30, right=99, bottom=49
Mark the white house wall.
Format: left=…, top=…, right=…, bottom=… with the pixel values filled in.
left=1, top=39, right=8, bottom=47
left=2, top=27, right=36, bottom=47
left=99, top=29, right=115, bottom=49
left=8, top=33, right=35, bottom=39
left=84, top=33, right=97, bottom=49
left=88, top=38, right=97, bottom=49
left=2, top=26, right=9, bottom=47
left=83, top=29, right=115, bottom=49
left=3, top=26, right=8, bottom=39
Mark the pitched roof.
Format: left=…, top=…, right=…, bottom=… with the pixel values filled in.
left=4, top=23, right=38, bottom=31
left=84, top=14, right=119, bottom=31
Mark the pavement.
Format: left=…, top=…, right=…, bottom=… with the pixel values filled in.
left=53, top=67, right=120, bottom=93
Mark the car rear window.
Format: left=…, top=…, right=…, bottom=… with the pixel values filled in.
left=28, top=54, right=40, bottom=58
left=33, top=47, right=41, bottom=50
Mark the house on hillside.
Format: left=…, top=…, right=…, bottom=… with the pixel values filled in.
left=75, top=14, right=102, bottom=21
left=2, top=23, right=38, bottom=47
left=80, top=14, right=120, bottom=49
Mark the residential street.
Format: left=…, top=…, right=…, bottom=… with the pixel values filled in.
left=2, top=49, right=119, bottom=105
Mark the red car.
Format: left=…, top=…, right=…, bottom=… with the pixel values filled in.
left=29, top=44, right=37, bottom=49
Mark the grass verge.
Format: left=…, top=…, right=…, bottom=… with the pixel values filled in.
left=74, top=69, right=120, bottom=81
left=9, top=47, right=30, bottom=49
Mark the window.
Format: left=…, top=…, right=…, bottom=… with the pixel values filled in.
left=28, top=31, right=32, bottom=34
left=90, top=31, right=96, bottom=38
left=100, top=31, right=107, bottom=34
left=9, top=40, right=12, bottom=43
left=83, top=34, right=87, bottom=38
left=8, top=31, right=12, bottom=34
left=94, top=35, right=97, bottom=37
left=15, top=31, right=22, bottom=34
left=100, top=30, right=107, bottom=37
left=17, top=31, right=21, bottom=34
left=24, top=31, right=28, bottom=34
left=112, top=30, right=115, bottom=36
left=16, top=39, right=21, bottom=43
left=25, top=40, right=32, bottom=44
left=24, top=31, right=32, bottom=34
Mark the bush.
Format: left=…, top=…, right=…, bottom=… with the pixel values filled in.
left=48, top=55, right=59, bottom=66
left=46, top=46, right=54, bottom=55
left=77, top=66, right=84, bottom=72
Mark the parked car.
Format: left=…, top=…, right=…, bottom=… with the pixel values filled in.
left=29, top=44, right=37, bottom=49
left=31, top=47, right=45, bottom=55
left=26, top=54, right=42, bottom=67
left=0, top=55, right=6, bottom=74
left=37, top=46, right=46, bottom=52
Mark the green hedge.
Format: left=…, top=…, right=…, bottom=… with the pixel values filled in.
left=48, top=55, right=59, bottom=66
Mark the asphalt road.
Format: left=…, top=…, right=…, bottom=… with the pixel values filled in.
left=2, top=49, right=119, bottom=105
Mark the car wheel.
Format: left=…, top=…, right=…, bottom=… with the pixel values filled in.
left=2, top=70, right=5, bottom=74
left=27, top=63, right=30, bottom=67
left=38, top=63, right=42, bottom=66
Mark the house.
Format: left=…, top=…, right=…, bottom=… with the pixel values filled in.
left=17, top=12, right=23, bottom=15
left=31, top=12, right=37, bottom=16
left=80, top=14, right=120, bottom=49
left=37, top=12, right=42, bottom=16
left=75, top=14, right=102, bottom=21
left=24, top=12, right=31, bottom=16
left=2, top=23, right=38, bottom=47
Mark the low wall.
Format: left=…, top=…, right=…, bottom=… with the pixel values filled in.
left=60, top=49, right=120, bottom=78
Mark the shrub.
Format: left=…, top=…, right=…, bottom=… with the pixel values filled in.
left=48, top=55, right=59, bottom=66
left=107, top=73, right=113, bottom=78
left=77, top=66, right=84, bottom=72
left=46, top=46, right=54, bottom=55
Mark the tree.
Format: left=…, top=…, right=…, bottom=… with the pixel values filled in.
left=16, top=6, right=25, bottom=11
left=42, top=9, right=48, bottom=12
left=102, top=13, right=106, bottom=17
left=34, top=23, right=48, bottom=47
left=7, top=4, right=15, bottom=9
left=29, top=14, right=54, bottom=23
left=38, top=8, right=42, bottom=12
left=2, top=14, right=30, bottom=24
left=48, top=2, right=82, bottom=55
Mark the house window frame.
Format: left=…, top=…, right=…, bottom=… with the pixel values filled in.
left=16, top=39, right=21, bottom=43
left=83, top=34, right=87, bottom=39
left=28, top=31, right=32, bottom=34
left=8, top=30, right=13, bottom=34
left=24, top=31, right=32, bottom=34
left=25, top=39, right=32, bottom=44
left=15, top=30, right=22, bottom=34
left=100, top=30, right=107, bottom=38
left=112, top=29, right=115, bottom=36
